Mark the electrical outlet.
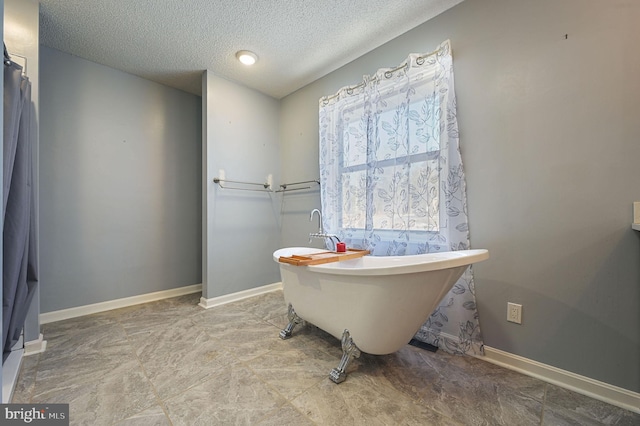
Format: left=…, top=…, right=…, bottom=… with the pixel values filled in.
left=507, top=302, right=522, bottom=324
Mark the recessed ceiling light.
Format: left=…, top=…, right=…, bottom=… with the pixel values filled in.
left=236, top=50, right=258, bottom=66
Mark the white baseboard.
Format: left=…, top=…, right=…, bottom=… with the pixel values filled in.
left=40, top=284, right=202, bottom=324
left=199, top=282, right=282, bottom=309
left=479, top=346, right=640, bottom=414
left=24, top=333, right=47, bottom=356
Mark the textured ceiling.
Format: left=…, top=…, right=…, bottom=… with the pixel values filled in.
left=39, top=0, right=463, bottom=99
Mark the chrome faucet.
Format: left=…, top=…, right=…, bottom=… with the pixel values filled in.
left=309, top=208, right=341, bottom=249
left=310, top=208, right=323, bottom=234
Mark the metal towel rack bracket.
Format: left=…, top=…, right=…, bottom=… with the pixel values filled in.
left=276, top=179, right=320, bottom=193
left=213, top=177, right=272, bottom=192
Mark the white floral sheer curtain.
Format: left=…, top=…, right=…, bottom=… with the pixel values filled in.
left=319, top=40, right=483, bottom=355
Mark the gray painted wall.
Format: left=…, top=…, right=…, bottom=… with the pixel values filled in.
left=278, top=85, right=325, bottom=251
left=202, top=71, right=281, bottom=300
left=39, top=46, right=202, bottom=313
left=280, top=0, right=640, bottom=393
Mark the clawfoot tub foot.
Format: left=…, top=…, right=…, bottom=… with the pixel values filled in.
left=279, top=304, right=304, bottom=339
left=329, top=329, right=361, bottom=384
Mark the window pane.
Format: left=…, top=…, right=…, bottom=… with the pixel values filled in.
left=376, top=102, right=409, bottom=161
left=371, top=160, right=439, bottom=232
left=341, top=170, right=367, bottom=229
left=408, top=92, right=440, bottom=155
left=409, top=160, right=440, bottom=231
left=342, top=106, right=367, bottom=168
left=372, top=164, right=410, bottom=230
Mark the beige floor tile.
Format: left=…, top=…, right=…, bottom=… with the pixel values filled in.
left=543, top=384, right=640, bottom=426
left=346, top=345, right=453, bottom=402
left=191, top=302, right=261, bottom=338
left=164, top=365, right=286, bottom=425
left=116, top=293, right=202, bottom=337
left=211, top=320, right=284, bottom=362
left=398, top=403, right=463, bottom=426
left=447, top=352, right=546, bottom=401
left=290, top=371, right=425, bottom=425
left=13, top=292, right=638, bottom=426
left=247, top=346, right=337, bottom=400
left=133, top=317, right=238, bottom=400
left=230, top=290, right=288, bottom=326
left=116, top=405, right=171, bottom=426
left=10, top=353, right=40, bottom=403
left=33, top=358, right=158, bottom=426
left=419, top=359, right=543, bottom=426
left=35, top=339, right=137, bottom=392
left=256, top=402, right=316, bottom=425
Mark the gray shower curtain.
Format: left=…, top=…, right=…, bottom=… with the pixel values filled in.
left=3, top=51, right=38, bottom=361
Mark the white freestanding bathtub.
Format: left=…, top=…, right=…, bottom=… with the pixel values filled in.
left=273, top=247, right=489, bottom=383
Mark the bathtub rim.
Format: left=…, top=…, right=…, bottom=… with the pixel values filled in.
left=273, top=247, right=489, bottom=276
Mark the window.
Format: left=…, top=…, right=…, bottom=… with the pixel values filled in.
left=338, top=83, right=441, bottom=234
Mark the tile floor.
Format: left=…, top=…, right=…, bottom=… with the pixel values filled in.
left=11, top=291, right=640, bottom=425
